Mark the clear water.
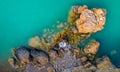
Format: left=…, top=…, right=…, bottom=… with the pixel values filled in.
left=0, top=0, right=120, bottom=68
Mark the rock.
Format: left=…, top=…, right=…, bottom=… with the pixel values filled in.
left=96, top=56, right=115, bottom=69
left=72, top=27, right=78, bottom=33
left=92, top=8, right=106, bottom=28
left=13, top=47, right=31, bottom=65
left=67, top=6, right=79, bottom=23
left=8, top=57, right=19, bottom=68
left=31, top=49, right=49, bottom=66
left=72, top=6, right=79, bottom=14
left=29, top=36, right=40, bottom=47
left=73, top=5, right=88, bottom=14
left=96, top=69, right=120, bottom=72
left=9, top=5, right=120, bottom=72
left=47, top=66, right=55, bottom=72
left=71, top=66, right=92, bottom=72
left=49, top=49, right=58, bottom=60
left=38, top=62, right=54, bottom=72
left=80, top=56, right=87, bottom=63
left=84, top=40, right=100, bottom=55
left=53, top=48, right=80, bottom=72
left=84, top=61, right=92, bottom=68
left=75, top=6, right=106, bottom=33
left=24, top=64, right=39, bottom=72
left=23, top=49, right=54, bottom=72
left=73, top=48, right=80, bottom=58
left=88, top=65, right=97, bottom=72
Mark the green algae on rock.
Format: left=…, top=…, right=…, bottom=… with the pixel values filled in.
left=8, top=5, right=120, bottom=72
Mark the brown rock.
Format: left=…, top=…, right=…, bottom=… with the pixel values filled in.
left=84, top=61, right=92, bottom=68
left=96, top=69, right=120, bottom=72
left=47, top=67, right=54, bottom=72
left=80, top=56, right=87, bottom=62
left=37, top=56, right=49, bottom=65
left=77, top=5, right=88, bottom=14
left=75, top=6, right=106, bottom=33
left=73, top=48, right=80, bottom=58
left=96, top=56, right=115, bottom=69
left=49, top=50, right=58, bottom=60
left=72, top=5, right=88, bottom=14
left=84, top=40, right=100, bottom=55
left=29, top=36, right=40, bottom=47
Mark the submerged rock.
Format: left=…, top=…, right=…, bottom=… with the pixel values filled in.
left=84, top=40, right=100, bottom=55
left=29, top=36, right=40, bottom=48
left=95, top=56, right=120, bottom=72
left=96, top=56, right=115, bottom=69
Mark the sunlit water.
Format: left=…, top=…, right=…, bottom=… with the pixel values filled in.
left=0, top=0, right=120, bottom=70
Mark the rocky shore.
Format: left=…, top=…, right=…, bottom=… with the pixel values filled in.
left=8, top=5, right=120, bottom=72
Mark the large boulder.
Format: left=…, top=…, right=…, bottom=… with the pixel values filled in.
left=74, top=5, right=106, bottom=33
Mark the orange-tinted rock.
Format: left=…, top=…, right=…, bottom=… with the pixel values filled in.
left=75, top=5, right=106, bottom=33
left=80, top=56, right=87, bottom=62
left=96, top=56, right=115, bottom=69
left=84, top=40, right=100, bottom=55
left=84, top=61, right=92, bottom=68
left=73, top=5, right=88, bottom=14
left=29, top=36, right=40, bottom=47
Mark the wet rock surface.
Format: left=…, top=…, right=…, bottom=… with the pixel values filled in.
left=84, top=40, right=99, bottom=55
left=72, top=5, right=106, bottom=33
left=8, top=5, right=120, bottom=72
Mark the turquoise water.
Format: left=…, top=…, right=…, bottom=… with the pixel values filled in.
left=0, top=0, right=120, bottom=68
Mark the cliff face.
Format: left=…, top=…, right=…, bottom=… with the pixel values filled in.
left=8, top=5, right=120, bottom=72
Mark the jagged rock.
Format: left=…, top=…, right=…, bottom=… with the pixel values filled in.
left=53, top=47, right=81, bottom=72
left=75, top=5, right=106, bottom=33
left=13, top=47, right=31, bottom=66
left=73, top=48, right=80, bottom=58
left=80, top=56, right=87, bottom=63
left=84, top=40, right=100, bottom=55
left=83, top=61, right=92, bottom=68
left=96, top=69, right=120, bottom=72
left=24, top=64, right=39, bottom=72
left=71, top=66, right=92, bottom=72
left=8, top=57, right=19, bottom=69
left=24, top=62, right=54, bottom=72
left=96, top=56, right=115, bottom=69
left=49, top=49, right=59, bottom=60
left=72, top=5, right=88, bottom=14
left=31, top=49, right=49, bottom=66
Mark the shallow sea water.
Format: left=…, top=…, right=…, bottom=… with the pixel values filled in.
left=0, top=0, right=120, bottom=71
